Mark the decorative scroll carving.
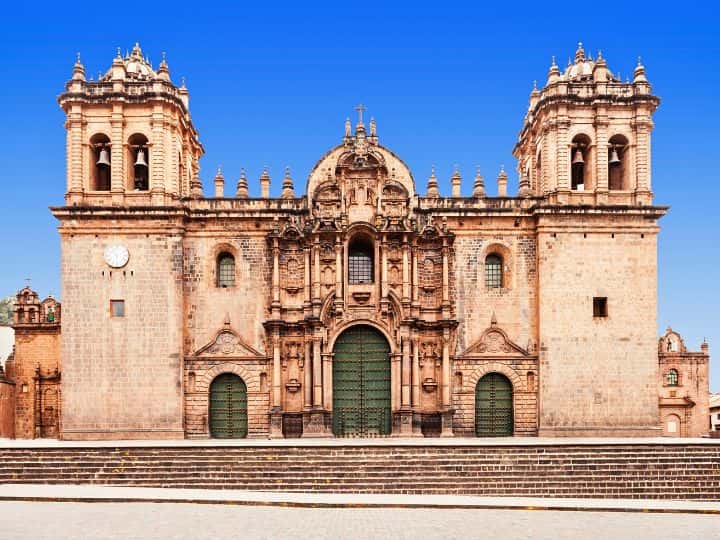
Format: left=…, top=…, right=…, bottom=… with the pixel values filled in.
left=461, top=326, right=529, bottom=357
left=195, top=330, right=263, bottom=358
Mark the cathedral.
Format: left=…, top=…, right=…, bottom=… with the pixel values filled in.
left=0, top=43, right=710, bottom=440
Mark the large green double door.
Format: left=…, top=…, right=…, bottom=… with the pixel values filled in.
left=209, top=373, right=248, bottom=438
left=475, top=373, right=514, bottom=436
left=333, top=325, right=391, bottom=437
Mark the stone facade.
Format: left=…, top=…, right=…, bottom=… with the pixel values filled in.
left=2, top=42, right=711, bottom=439
left=1, top=287, right=61, bottom=439
left=657, top=328, right=710, bottom=437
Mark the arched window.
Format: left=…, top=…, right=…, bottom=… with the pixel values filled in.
left=90, top=133, right=111, bottom=191
left=571, top=134, right=591, bottom=191
left=348, top=237, right=374, bottom=284
left=128, top=133, right=149, bottom=191
left=485, top=254, right=503, bottom=289
left=666, top=369, right=679, bottom=387
left=608, top=134, right=629, bottom=190
left=217, top=252, right=235, bottom=288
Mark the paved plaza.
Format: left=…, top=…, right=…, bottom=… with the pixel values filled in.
left=1, top=501, right=718, bottom=540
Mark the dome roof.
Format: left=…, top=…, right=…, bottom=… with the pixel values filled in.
left=103, top=43, right=158, bottom=81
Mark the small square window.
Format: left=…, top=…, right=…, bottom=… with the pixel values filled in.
left=110, top=300, right=125, bottom=318
left=593, top=297, right=608, bottom=318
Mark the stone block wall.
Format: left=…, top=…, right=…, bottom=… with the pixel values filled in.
left=537, top=218, right=660, bottom=436
left=12, top=329, right=60, bottom=438
left=60, top=229, right=184, bottom=439
left=182, top=233, right=271, bottom=356
left=452, top=227, right=537, bottom=355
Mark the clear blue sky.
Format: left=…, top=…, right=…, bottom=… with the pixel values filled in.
left=1, top=1, right=717, bottom=391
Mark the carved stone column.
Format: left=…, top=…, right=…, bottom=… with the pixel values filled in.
left=303, top=339, right=312, bottom=409
left=312, top=240, right=321, bottom=318
left=441, top=240, right=451, bottom=319
left=334, top=237, right=343, bottom=313
left=269, top=328, right=283, bottom=438
left=303, top=335, right=332, bottom=437
left=440, top=327, right=454, bottom=437
left=322, top=351, right=333, bottom=411
left=402, top=237, right=410, bottom=304
left=271, top=238, right=280, bottom=318
left=110, top=105, right=124, bottom=204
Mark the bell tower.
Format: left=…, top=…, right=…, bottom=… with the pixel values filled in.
left=58, top=44, right=203, bottom=206
left=513, top=43, right=659, bottom=205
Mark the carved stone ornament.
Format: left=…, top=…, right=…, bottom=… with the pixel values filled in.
left=461, top=326, right=529, bottom=357
left=196, top=330, right=263, bottom=358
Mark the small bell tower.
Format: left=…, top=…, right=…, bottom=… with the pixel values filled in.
left=58, top=44, right=204, bottom=205
left=513, top=43, right=659, bottom=205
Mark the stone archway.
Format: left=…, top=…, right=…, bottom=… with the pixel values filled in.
left=332, top=325, right=391, bottom=437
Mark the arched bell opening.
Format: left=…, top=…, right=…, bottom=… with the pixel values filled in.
left=608, top=134, right=629, bottom=190
left=570, top=134, right=592, bottom=191
left=127, top=133, right=149, bottom=191
left=475, top=372, right=514, bottom=437
left=208, top=373, right=248, bottom=439
left=89, top=133, right=111, bottom=191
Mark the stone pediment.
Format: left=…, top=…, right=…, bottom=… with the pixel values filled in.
left=461, top=326, right=529, bottom=357
left=195, top=330, right=263, bottom=358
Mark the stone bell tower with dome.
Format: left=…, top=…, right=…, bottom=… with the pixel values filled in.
left=37, top=42, right=709, bottom=441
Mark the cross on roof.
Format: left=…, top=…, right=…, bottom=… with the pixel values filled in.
left=354, top=103, right=367, bottom=124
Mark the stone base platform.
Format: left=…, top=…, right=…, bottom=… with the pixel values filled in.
left=1, top=438, right=718, bottom=501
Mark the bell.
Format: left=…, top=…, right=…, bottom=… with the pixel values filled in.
left=134, top=148, right=148, bottom=168
left=572, top=148, right=584, bottom=165
left=96, top=147, right=111, bottom=167
left=609, top=147, right=621, bottom=165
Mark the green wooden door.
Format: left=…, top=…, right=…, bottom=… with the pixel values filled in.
left=333, top=325, right=391, bottom=437
left=475, top=373, right=513, bottom=436
left=209, top=373, right=248, bottom=438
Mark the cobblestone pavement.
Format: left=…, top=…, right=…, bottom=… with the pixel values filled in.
left=1, top=502, right=718, bottom=540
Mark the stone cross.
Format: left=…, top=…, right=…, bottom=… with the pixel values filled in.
left=354, top=103, right=366, bottom=124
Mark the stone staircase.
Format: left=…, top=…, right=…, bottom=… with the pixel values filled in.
left=1, top=443, right=719, bottom=500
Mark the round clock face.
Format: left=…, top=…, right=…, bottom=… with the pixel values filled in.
left=104, top=244, right=130, bottom=268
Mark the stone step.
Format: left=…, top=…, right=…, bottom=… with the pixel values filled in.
left=1, top=444, right=718, bottom=500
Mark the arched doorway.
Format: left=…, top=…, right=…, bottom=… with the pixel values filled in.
left=333, top=325, right=391, bottom=437
left=209, top=373, right=248, bottom=438
left=475, top=373, right=514, bottom=436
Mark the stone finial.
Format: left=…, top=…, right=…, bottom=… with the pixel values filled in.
left=157, top=51, right=170, bottom=81
left=633, top=56, right=648, bottom=83
left=344, top=117, right=352, bottom=138
left=111, top=46, right=126, bottom=81
left=260, top=166, right=271, bottom=198
left=574, top=41, right=585, bottom=63
left=214, top=166, right=225, bottom=198
left=72, top=52, right=85, bottom=81
left=190, top=173, right=203, bottom=199
left=472, top=166, right=485, bottom=197
left=701, top=339, right=709, bottom=353
left=451, top=164, right=462, bottom=197
left=547, top=55, right=560, bottom=85
left=236, top=167, right=249, bottom=198
left=369, top=117, right=377, bottom=138
left=281, top=166, right=295, bottom=199
left=497, top=165, right=508, bottom=197
left=518, top=169, right=531, bottom=197
left=426, top=165, right=439, bottom=198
